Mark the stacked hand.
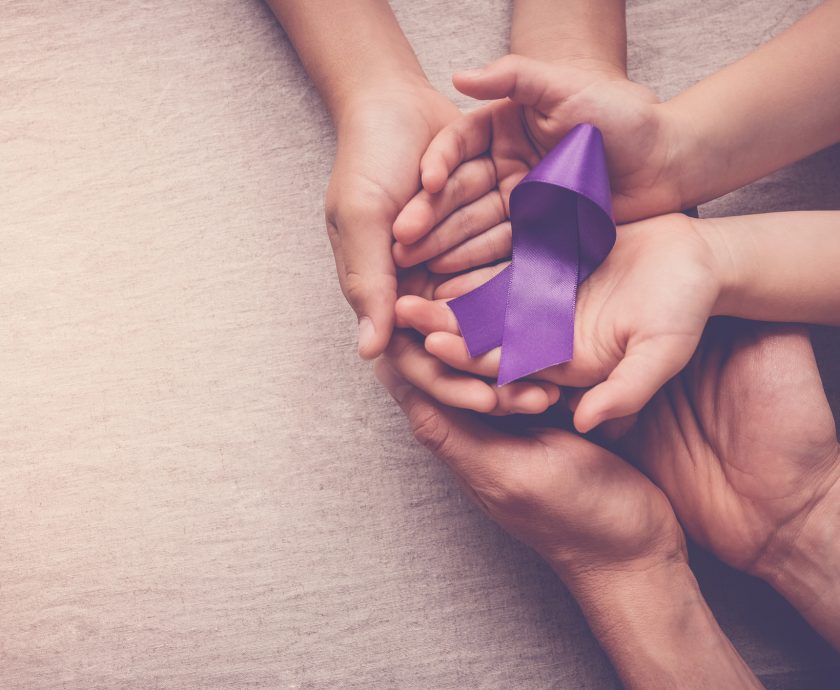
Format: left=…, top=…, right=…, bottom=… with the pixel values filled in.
left=622, top=320, right=840, bottom=580
left=326, top=82, right=459, bottom=358
left=395, top=212, right=721, bottom=432
left=382, top=307, right=840, bottom=645
left=380, top=53, right=840, bottom=653
left=391, top=55, right=688, bottom=274
left=374, top=357, right=686, bottom=583
left=277, top=0, right=840, bottom=681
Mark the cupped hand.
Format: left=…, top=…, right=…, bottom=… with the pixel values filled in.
left=392, top=55, right=686, bottom=273
left=325, top=83, right=459, bottom=358
left=394, top=213, right=720, bottom=432
left=374, top=358, right=686, bottom=585
left=397, top=273, right=840, bottom=585
left=392, top=265, right=562, bottom=417
left=618, top=320, right=840, bottom=579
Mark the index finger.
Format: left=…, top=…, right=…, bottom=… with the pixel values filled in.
left=420, top=104, right=496, bottom=194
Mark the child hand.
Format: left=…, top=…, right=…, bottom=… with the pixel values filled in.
left=391, top=55, right=688, bottom=273
left=396, top=214, right=722, bottom=432
left=389, top=265, right=563, bottom=417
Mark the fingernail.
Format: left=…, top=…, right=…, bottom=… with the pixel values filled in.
left=373, top=360, right=412, bottom=403
left=357, top=317, right=375, bottom=357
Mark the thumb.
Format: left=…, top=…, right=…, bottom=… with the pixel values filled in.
left=374, top=359, right=510, bottom=482
left=453, top=55, right=570, bottom=111
left=327, top=211, right=397, bottom=360
left=573, top=337, right=695, bottom=433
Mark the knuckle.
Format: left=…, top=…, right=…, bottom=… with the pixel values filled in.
left=455, top=130, right=468, bottom=167
left=335, top=197, right=375, bottom=229
left=325, top=216, right=341, bottom=247
left=342, top=270, right=367, bottom=302
left=480, top=156, right=496, bottom=183
left=479, top=467, right=535, bottom=510
left=342, top=268, right=396, bottom=307
left=491, top=190, right=507, bottom=220
left=455, top=207, right=476, bottom=241
left=483, top=234, right=496, bottom=260
left=447, top=168, right=465, bottom=205
left=408, top=405, right=452, bottom=456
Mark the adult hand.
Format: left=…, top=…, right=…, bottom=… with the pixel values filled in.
left=373, top=359, right=683, bottom=582
left=617, top=320, right=840, bottom=646
left=326, top=83, right=459, bottom=357
left=374, top=356, right=762, bottom=689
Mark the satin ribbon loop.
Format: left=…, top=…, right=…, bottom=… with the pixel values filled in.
left=449, top=123, right=616, bottom=385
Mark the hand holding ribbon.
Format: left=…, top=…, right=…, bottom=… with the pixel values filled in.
left=449, top=124, right=615, bottom=385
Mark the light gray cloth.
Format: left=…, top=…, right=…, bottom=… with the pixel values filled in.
left=1, top=1, right=838, bottom=688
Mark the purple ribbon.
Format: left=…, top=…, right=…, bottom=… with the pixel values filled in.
left=449, top=124, right=616, bottom=385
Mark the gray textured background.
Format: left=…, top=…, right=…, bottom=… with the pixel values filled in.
left=1, top=1, right=839, bottom=687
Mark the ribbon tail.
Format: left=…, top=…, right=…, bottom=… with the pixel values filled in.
left=449, top=266, right=511, bottom=357
left=497, top=189, right=579, bottom=385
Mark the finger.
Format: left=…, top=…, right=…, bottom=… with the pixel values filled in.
left=427, top=221, right=512, bottom=273
left=328, top=208, right=397, bottom=360
left=434, top=262, right=510, bottom=300
left=417, top=331, right=559, bottom=414
left=426, top=331, right=501, bottom=379
left=538, top=358, right=604, bottom=389
left=426, top=331, right=582, bottom=392
left=419, top=107, right=495, bottom=194
left=384, top=331, right=497, bottom=413
left=565, top=388, right=585, bottom=414
left=393, top=190, right=507, bottom=268
left=393, top=157, right=497, bottom=246
left=597, top=414, right=640, bottom=444
left=395, top=295, right=460, bottom=335
left=453, top=55, right=574, bottom=111
left=573, top=337, right=696, bottom=433
left=495, top=380, right=561, bottom=415
left=395, top=265, right=449, bottom=300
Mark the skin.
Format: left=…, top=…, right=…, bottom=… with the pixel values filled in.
left=396, top=213, right=716, bottom=431
left=395, top=0, right=840, bottom=274
left=274, top=0, right=831, bottom=682
left=618, top=320, right=840, bottom=648
left=324, top=84, right=458, bottom=354
left=266, top=0, right=460, bottom=358
left=511, top=0, right=628, bottom=70
left=395, top=210, right=840, bottom=431
left=375, top=358, right=763, bottom=689
left=381, top=316, right=840, bottom=651
left=392, top=56, right=677, bottom=272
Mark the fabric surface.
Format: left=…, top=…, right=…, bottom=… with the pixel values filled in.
left=1, top=1, right=839, bottom=688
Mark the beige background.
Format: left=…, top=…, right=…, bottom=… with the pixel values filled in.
left=1, top=1, right=839, bottom=687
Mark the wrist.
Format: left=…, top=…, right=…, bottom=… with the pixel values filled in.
left=510, top=2, right=626, bottom=73
left=693, top=217, right=740, bottom=318
left=512, top=48, right=626, bottom=79
left=331, top=71, right=434, bottom=126
left=754, top=455, right=840, bottom=647
left=657, top=98, right=718, bottom=213
left=564, top=560, right=761, bottom=689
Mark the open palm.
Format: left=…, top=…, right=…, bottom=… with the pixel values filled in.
left=621, top=320, right=840, bottom=576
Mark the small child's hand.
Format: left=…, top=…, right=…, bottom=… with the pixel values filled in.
left=395, top=214, right=722, bottom=432
left=391, top=55, right=688, bottom=272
